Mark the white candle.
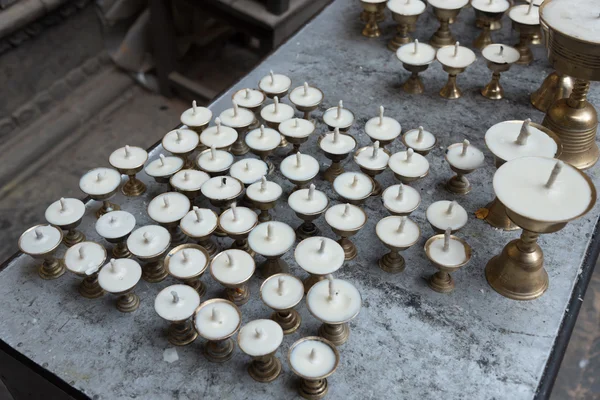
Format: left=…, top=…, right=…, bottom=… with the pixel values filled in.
left=197, top=146, right=234, bottom=174
left=258, top=70, right=292, bottom=95
left=387, top=0, right=426, bottom=15
left=294, top=237, right=345, bottom=275
left=323, top=100, right=355, bottom=130
left=289, top=82, right=323, bottom=108
left=246, top=177, right=283, bottom=203
left=445, top=140, right=485, bottom=171
left=248, top=221, right=296, bottom=257
left=147, top=192, right=191, bottom=224
left=279, top=118, right=315, bottom=139
left=485, top=119, right=558, bottom=162
left=64, top=241, right=106, bottom=275
left=306, top=277, right=362, bottom=323
left=428, top=0, right=469, bottom=10
left=219, top=203, right=258, bottom=234
left=194, top=299, right=241, bottom=340
left=427, top=230, right=468, bottom=266
left=109, top=145, right=148, bottom=170
left=381, top=184, right=421, bottom=215
left=526, top=0, right=543, bottom=6
left=180, top=100, right=212, bottom=128
left=166, top=246, right=208, bottom=279
left=365, top=106, right=402, bottom=142
left=180, top=207, right=218, bottom=238
left=200, top=118, right=238, bottom=149
left=403, top=126, right=436, bottom=152
left=333, top=172, right=373, bottom=201
left=509, top=3, right=540, bottom=25
left=436, top=42, right=477, bottom=69
left=145, top=154, right=184, bottom=178
left=95, top=210, right=136, bottom=239
left=163, top=129, right=199, bottom=154
left=210, top=249, right=255, bottom=285
left=170, top=169, right=210, bottom=192
left=290, top=339, right=337, bottom=379
left=471, top=0, right=510, bottom=13
left=245, top=125, right=281, bottom=151
left=280, top=153, right=319, bottom=182
left=396, top=39, right=436, bottom=66
left=233, top=88, right=266, bottom=109
left=426, top=200, right=468, bottom=231
left=260, top=96, right=295, bottom=124
left=319, top=128, right=356, bottom=155
left=126, top=225, right=171, bottom=258
left=200, top=176, right=243, bottom=201
left=45, top=197, right=85, bottom=226
left=79, top=167, right=121, bottom=196
left=494, top=157, right=594, bottom=222
left=229, top=159, right=268, bottom=185
left=98, top=258, right=142, bottom=293
left=355, top=141, right=390, bottom=170
left=288, top=184, right=328, bottom=214
left=219, top=101, right=255, bottom=128
left=154, top=284, right=201, bottom=321
left=482, top=44, right=520, bottom=64
left=260, top=273, right=304, bottom=310
left=325, top=203, right=367, bottom=231
left=388, top=149, right=430, bottom=178
left=376, top=216, right=420, bottom=248
left=19, top=225, right=62, bottom=255
left=238, top=319, right=284, bottom=357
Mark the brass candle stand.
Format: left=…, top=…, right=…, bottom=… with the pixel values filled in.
left=98, top=225, right=133, bottom=259
left=289, top=84, right=324, bottom=122
left=388, top=7, right=425, bottom=51
left=19, top=225, right=65, bottom=280
left=360, top=0, right=386, bottom=38
left=429, top=5, right=465, bottom=48
left=246, top=352, right=282, bottom=383
left=531, top=71, right=574, bottom=113
left=509, top=4, right=540, bottom=65
left=288, top=337, right=340, bottom=400
left=165, top=244, right=210, bottom=296
left=295, top=237, right=345, bottom=293
left=291, top=196, right=329, bottom=240
left=180, top=209, right=220, bottom=258
left=401, top=62, right=431, bottom=95
left=353, top=145, right=391, bottom=197
left=475, top=15, right=502, bottom=31
left=194, top=298, right=242, bottom=362
left=250, top=146, right=277, bottom=176
left=110, top=149, right=147, bottom=197
left=472, top=9, right=506, bottom=50
left=279, top=119, right=315, bottom=157
left=247, top=182, right=281, bottom=223
left=250, top=226, right=296, bottom=278
left=481, top=45, right=520, bottom=100
left=425, top=232, right=472, bottom=293
left=323, top=105, right=355, bottom=133
left=360, top=8, right=385, bottom=23
left=232, top=88, right=266, bottom=131
left=155, top=287, right=200, bottom=346
left=437, top=43, right=477, bottom=100
left=237, top=320, right=284, bottom=382
left=55, top=216, right=86, bottom=248
left=204, top=177, right=244, bottom=237
left=80, top=167, right=121, bottom=218
left=376, top=216, right=421, bottom=274
left=260, top=273, right=304, bottom=334
left=223, top=117, right=254, bottom=157
left=114, top=288, right=141, bottom=313
left=218, top=210, right=258, bottom=258
left=210, top=251, right=255, bottom=306
left=326, top=206, right=368, bottom=261
left=136, top=247, right=170, bottom=283
left=444, top=141, right=484, bottom=195
left=65, top=242, right=107, bottom=299
left=318, top=131, right=357, bottom=183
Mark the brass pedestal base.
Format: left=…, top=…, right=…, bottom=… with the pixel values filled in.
left=446, top=174, right=471, bottom=194
left=484, top=198, right=519, bottom=231
left=476, top=16, right=501, bottom=30
left=323, top=161, right=344, bottom=183
left=378, top=251, right=405, bottom=274
left=64, top=229, right=85, bottom=248
left=259, top=257, right=289, bottom=278
left=513, top=22, right=537, bottom=66
left=225, top=284, right=250, bottom=306
left=205, top=338, right=235, bottom=362
left=79, top=274, right=105, bottom=298
left=402, top=64, right=429, bottom=95
left=272, top=309, right=302, bottom=334
left=427, top=271, right=455, bottom=293
left=388, top=17, right=416, bottom=51
left=258, top=209, right=272, bottom=223
left=481, top=72, right=505, bottom=100
left=248, top=355, right=282, bottom=383
left=296, top=222, right=320, bottom=240
left=116, top=292, right=140, bottom=312
left=338, top=237, right=357, bottom=261
left=184, top=278, right=207, bottom=297
left=231, top=239, right=255, bottom=258
left=168, top=319, right=198, bottom=346
left=39, top=258, right=65, bottom=280
left=430, top=8, right=459, bottom=49
left=303, top=274, right=326, bottom=294
left=370, top=177, right=383, bottom=197
left=473, top=21, right=494, bottom=50
left=440, top=65, right=467, bottom=100
left=122, top=175, right=146, bottom=197
left=360, top=9, right=384, bottom=23
left=112, top=241, right=132, bottom=258
left=96, top=200, right=120, bottom=218
left=362, top=11, right=382, bottom=38
left=167, top=226, right=188, bottom=246
left=231, top=131, right=250, bottom=156
left=198, top=238, right=219, bottom=258
left=142, top=260, right=168, bottom=283
left=531, top=72, right=574, bottom=113
left=298, top=378, right=329, bottom=400
left=319, top=322, right=350, bottom=346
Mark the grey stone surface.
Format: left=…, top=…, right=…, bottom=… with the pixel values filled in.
left=65, top=68, right=85, bottom=88
left=0, top=116, right=16, bottom=137
left=11, top=102, right=39, bottom=125
left=1, top=1, right=600, bottom=400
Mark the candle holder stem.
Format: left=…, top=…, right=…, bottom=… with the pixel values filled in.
left=323, top=160, right=345, bottom=183
left=39, top=257, right=66, bottom=280
left=427, top=271, right=455, bottom=293
left=338, top=236, right=357, bottom=261
left=474, top=21, right=493, bottom=50
left=446, top=173, right=471, bottom=194
left=360, top=9, right=385, bottom=23
left=303, top=274, right=326, bottom=294
left=96, top=200, right=120, bottom=219
left=248, top=354, right=282, bottom=383
left=225, top=283, right=250, bottom=306
left=402, top=64, right=429, bottom=94
left=198, top=237, right=219, bottom=258
left=272, top=309, right=302, bottom=334
left=259, top=256, right=289, bottom=278
left=439, top=66, right=466, bottom=99
left=388, top=22, right=411, bottom=51
left=302, top=110, right=312, bottom=120
left=184, top=277, right=206, bottom=297
left=167, top=225, right=188, bottom=246
left=299, top=378, right=329, bottom=400
left=514, top=30, right=534, bottom=65
left=231, top=128, right=250, bottom=156
left=79, top=273, right=105, bottom=298
left=204, top=338, right=235, bottom=362
left=430, top=8, right=458, bottom=49
left=362, top=11, right=381, bottom=38
left=288, top=143, right=302, bottom=158
left=142, top=260, right=168, bottom=283
left=231, top=238, right=255, bottom=257
left=481, top=71, right=504, bottom=100
left=296, top=221, right=320, bottom=240
left=531, top=71, right=574, bottom=112
left=122, top=174, right=146, bottom=197
left=260, top=154, right=275, bottom=176
left=116, top=291, right=140, bottom=312
left=258, top=209, right=272, bottom=223
left=378, top=250, right=405, bottom=274
left=112, top=241, right=132, bottom=258
left=168, top=319, right=198, bottom=346
left=318, top=322, right=350, bottom=346
left=63, top=228, right=85, bottom=248
left=484, top=197, right=520, bottom=231
left=369, top=176, right=382, bottom=197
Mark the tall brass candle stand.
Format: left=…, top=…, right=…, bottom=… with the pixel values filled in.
left=360, top=0, right=387, bottom=38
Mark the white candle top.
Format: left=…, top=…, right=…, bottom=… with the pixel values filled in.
left=210, top=249, right=255, bottom=285
left=542, top=0, right=600, bottom=44
left=307, top=278, right=362, bottom=324
left=246, top=177, right=283, bottom=203
left=163, top=129, right=199, bottom=154
left=387, top=0, right=426, bottom=15
left=382, top=184, right=421, bottom=214
left=260, top=273, right=304, bottom=310
left=147, top=192, right=190, bottom=224
left=280, top=153, right=319, bottom=182
left=197, top=147, right=234, bottom=173
left=127, top=225, right=170, bottom=258
left=180, top=207, right=218, bottom=238
left=155, top=284, right=201, bottom=322
left=238, top=319, right=284, bottom=357
left=427, top=233, right=469, bottom=267
left=79, top=167, right=121, bottom=196
left=426, top=200, right=468, bottom=231
left=279, top=118, right=315, bottom=139
left=180, top=101, right=212, bottom=127
left=219, top=102, right=255, bottom=128
left=333, top=172, right=374, bottom=201
left=508, top=3, right=540, bottom=25
left=294, top=236, right=345, bottom=275
left=445, top=140, right=485, bottom=171
left=19, top=225, right=62, bottom=255
left=482, top=44, right=520, bottom=64
left=233, top=88, right=265, bottom=109
left=200, top=176, right=243, bottom=201
left=248, top=221, right=296, bottom=257
left=145, top=154, right=184, bottom=178
left=288, top=184, right=329, bottom=215
left=229, top=158, right=268, bottom=185
left=245, top=125, right=281, bottom=151
left=471, top=0, right=510, bottom=13
left=354, top=142, right=390, bottom=170
left=45, top=197, right=85, bottom=226
left=290, top=339, right=338, bottom=379
left=258, top=71, right=292, bottom=94
left=95, top=210, right=136, bottom=239
left=64, top=241, right=106, bottom=275
left=319, top=128, right=356, bottom=155
left=362, top=0, right=386, bottom=3
left=289, top=83, right=324, bottom=108
left=494, top=157, right=594, bottom=222
left=219, top=204, right=258, bottom=234
left=325, top=203, right=367, bottom=231
left=170, top=169, right=210, bottom=191
left=396, top=39, right=436, bottom=66
left=194, top=299, right=241, bottom=340
left=200, top=118, right=238, bottom=149
left=98, top=258, right=142, bottom=293
left=436, top=43, right=477, bottom=69
left=485, top=120, right=558, bottom=162
left=376, top=216, right=420, bottom=248
left=109, top=145, right=148, bottom=170
left=428, top=0, right=469, bottom=10
left=323, top=101, right=355, bottom=129
left=403, top=126, right=436, bottom=151
left=365, top=106, right=402, bottom=142
left=260, top=97, right=295, bottom=124
left=388, top=149, right=430, bottom=178
left=166, top=246, right=208, bottom=279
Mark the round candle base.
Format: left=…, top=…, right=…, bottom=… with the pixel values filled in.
left=338, top=237, right=357, bottom=261
left=168, top=319, right=198, bottom=346
left=142, top=260, right=169, bottom=283
left=531, top=71, right=574, bottom=113
left=116, top=292, right=140, bottom=313
left=323, top=160, right=345, bottom=183
left=122, top=175, right=146, bottom=197
left=257, top=209, right=272, bottom=223
left=184, top=277, right=207, bottom=297
left=96, top=200, right=120, bottom=219
left=446, top=174, right=472, bottom=195
left=318, top=322, right=350, bottom=346
left=481, top=71, right=505, bottom=100
left=439, top=66, right=467, bottom=100
left=402, top=64, right=429, bottom=95
left=360, top=9, right=385, bottom=23
left=112, top=241, right=132, bottom=259
left=79, top=274, right=105, bottom=299
left=296, top=221, right=320, bottom=240
left=361, top=10, right=383, bottom=38
left=272, top=309, right=302, bottom=335
left=378, top=251, right=406, bottom=274
left=198, top=238, right=219, bottom=258
left=429, top=8, right=460, bottom=48
left=427, top=271, right=455, bottom=293
left=204, top=338, right=235, bottom=362
left=473, top=20, right=494, bottom=50
left=259, top=257, right=290, bottom=279
left=225, top=284, right=251, bottom=306
left=63, top=229, right=86, bottom=248
left=230, top=239, right=255, bottom=258
left=39, top=258, right=66, bottom=280
left=299, top=378, right=329, bottom=400
left=484, top=198, right=520, bottom=231
left=248, top=354, right=282, bottom=383
left=231, top=131, right=251, bottom=156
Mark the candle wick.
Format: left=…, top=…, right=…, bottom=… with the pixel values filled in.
left=417, top=126, right=424, bottom=143
left=461, top=139, right=470, bottom=156
left=181, top=250, right=188, bottom=263
left=59, top=197, right=67, bottom=212
left=318, top=239, right=326, bottom=254
left=192, top=100, right=197, bottom=115
left=309, top=348, right=317, bottom=363
left=343, top=203, right=351, bottom=217
left=273, top=96, right=279, bottom=114
left=226, top=252, right=235, bottom=267
left=406, top=148, right=414, bottom=163
left=124, top=145, right=131, bottom=158
left=443, top=228, right=451, bottom=252
left=379, top=106, right=384, bottom=126
left=266, top=223, right=273, bottom=241
left=269, top=70, right=275, bottom=85
left=245, top=162, right=251, bottom=172
left=413, top=39, right=418, bottom=54
left=255, top=328, right=263, bottom=339
left=183, top=171, right=189, bottom=181
left=296, top=152, right=302, bottom=168
left=260, top=176, right=267, bottom=192
left=333, top=127, right=340, bottom=144
left=396, top=184, right=404, bottom=201
left=176, top=130, right=182, bottom=143
left=143, top=232, right=152, bottom=244
left=110, top=258, right=118, bottom=273
left=35, top=228, right=43, bottom=239
left=499, top=45, right=504, bottom=57
left=351, top=175, right=359, bottom=188
left=515, top=118, right=531, bottom=146
left=489, top=0, right=493, bottom=4
left=210, top=145, right=217, bottom=161
left=259, top=125, right=265, bottom=138
left=447, top=201, right=456, bottom=215
left=215, top=117, right=221, bottom=134
left=78, top=246, right=85, bottom=259
left=109, top=216, right=116, bottom=224
left=303, top=82, right=309, bottom=96
left=159, top=154, right=166, bottom=166
left=397, top=217, right=407, bottom=233
left=406, top=0, right=410, bottom=4
left=245, top=89, right=251, bottom=99
left=163, top=196, right=170, bottom=208
left=372, top=141, right=380, bottom=159
left=193, top=206, right=202, bottom=222
left=336, top=100, right=343, bottom=120
left=171, top=291, right=179, bottom=303
left=527, top=1, right=533, bottom=14
left=327, top=276, right=337, bottom=302
left=211, top=307, right=221, bottom=323
left=294, top=118, right=299, bottom=128
left=277, top=277, right=285, bottom=295
left=96, top=172, right=103, bottom=181
left=221, top=177, right=227, bottom=188
left=308, top=183, right=315, bottom=201
left=453, top=41, right=460, bottom=57
left=232, top=101, right=239, bottom=118
left=231, top=202, right=238, bottom=221
left=545, top=161, right=563, bottom=189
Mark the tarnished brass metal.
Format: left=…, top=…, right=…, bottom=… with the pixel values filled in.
left=511, top=17, right=539, bottom=65
left=360, top=1, right=386, bottom=38
left=473, top=9, right=505, bottom=50
left=377, top=217, right=421, bottom=274
left=289, top=87, right=324, bottom=122
left=116, top=291, right=140, bottom=313
left=195, top=298, right=242, bottom=362
left=247, top=353, right=282, bottom=383
left=481, top=61, right=512, bottom=100
left=110, top=152, right=148, bottom=197
left=293, top=200, right=328, bottom=241
left=167, top=319, right=198, bottom=346
left=328, top=207, right=367, bottom=261
left=205, top=177, right=244, bottom=237
left=288, top=336, right=339, bottom=400
left=429, top=6, right=462, bottom=48
left=209, top=251, right=255, bottom=306
left=219, top=210, right=258, bottom=258
left=260, top=273, right=304, bottom=334
left=354, top=146, right=391, bottom=197
left=401, top=63, right=431, bottom=95
left=439, top=65, right=468, bottom=100
left=388, top=11, right=423, bottom=52
left=165, top=243, right=210, bottom=296
left=531, top=71, right=574, bottom=112
left=18, top=225, right=65, bottom=280
left=425, top=234, right=472, bottom=293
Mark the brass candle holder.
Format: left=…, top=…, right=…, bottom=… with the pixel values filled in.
left=289, top=185, right=329, bottom=240
left=180, top=207, right=220, bottom=258
left=279, top=118, right=315, bottom=157
left=360, top=0, right=386, bottom=38
left=165, top=244, right=210, bottom=296
left=147, top=193, right=190, bottom=247
left=170, top=169, right=210, bottom=202
left=110, top=146, right=148, bottom=197
left=436, top=42, right=477, bottom=100
left=353, top=144, right=391, bottom=197
left=232, top=88, right=266, bottom=131
left=360, top=8, right=385, bottom=22
left=387, top=2, right=426, bottom=51
left=397, top=40, right=436, bottom=95
left=202, top=176, right=244, bottom=237
left=472, top=8, right=507, bottom=50
left=220, top=104, right=255, bottom=156
left=155, top=286, right=200, bottom=346
left=295, top=237, right=345, bottom=293
left=64, top=242, right=107, bottom=299
left=46, top=205, right=86, bottom=248
left=325, top=204, right=368, bottom=261
left=95, top=211, right=135, bottom=259
left=162, top=132, right=198, bottom=170
left=388, top=149, right=430, bottom=184
left=246, top=177, right=282, bottom=223
left=318, top=129, right=357, bottom=183
left=289, top=83, right=324, bottom=122
left=237, top=320, right=284, bottom=382
left=249, top=222, right=296, bottom=278
left=18, top=225, right=65, bottom=280
left=509, top=3, right=541, bottom=65
left=481, top=44, right=520, bottom=100
left=98, top=259, right=142, bottom=312
left=425, top=230, right=472, bottom=293
left=376, top=216, right=421, bottom=274
left=79, top=167, right=121, bottom=218
left=210, top=250, right=255, bottom=306
left=127, top=227, right=171, bottom=283
left=323, top=103, right=355, bottom=133
left=381, top=184, right=422, bottom=216
left=145, top=155, right=184, bottom=188
left=444, top=140, right=485, bottom=195
left=531, top=71, right=574, bottom=113
left=218, top=205, right=258, bottom=257
left=429, top=3, right=466, bottom=48
left=260, top=273, right=304, bottom=334
left=194, top=298, right=242, bottom=362
left=246, top=126, right=280, bottom=176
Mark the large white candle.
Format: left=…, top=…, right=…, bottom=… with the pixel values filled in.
left=95, top=210, right=136, bottom=239
left=229, top=159, right=268, bottom=185
left=98, top=258, right=142, bottom=293
left=19, top=225, right=62, bottom=255
left=260, top=96, right=295, bottom=124
left=402, top=126, right=436, bottom=152
left=427, top=231, right=468, bottom=266
left=471, top=0, right=510, bottom=13
left=180, top=207, right=218, bottom=238
left=245, top=125, right=281, bottom=151
left=238, top=319, right=284, bottom=357
left=485, top=120, right=558, bottom=161
left=197, top=146, right=234, bottom=174
left=148, top=192, right=190, bottom=224
left=436, top=42, right=477, bottom=69
left=194, top=299, right=241, bottom=340
left=388, top=149, right=430, bottom=178
left=426, top=200, right=468, bottom=231
left=154, top=284, right=201, bottom=321
left=280, top=153, right=319, bottom=182
left=319, top=128, right=356, bottom=155
left=333, top=172, right=373, bottom=201
left=79, top=167, right=121, bottom=196
left=364, top=106, right=402, bottom=142
left=163, top=129, right=199, bottom=154
left=248, top=221, right=296, bottom=257
left=376, top=216, right=420, bottom=248
left=180, top=100, right=212, bottom=128
left=382, top=184, right=421, bottom=215
left=145, top=154, right=184, bottom=179
left=325, top=203, right=367, bottom=231
left=279, top=118, right=315, bottom=139
left=200, top=176, right=243, bottom=201
left=396, top=40, right=436, bottom=66
left=64, top=241, right=106, bottom=275
left=258, top=70, right=292, bottom=95
left=294, top=237, right=345, bottom=275
left=219, top=203, right=258, bottom=234
left=127, top=225, right=170, bottom=258
left=260, top=273, right=304, bottom=310
left=445, top=140, right=485, bottom=171
left=323, top=100, right=355, bottom=130
left=289, top=82, right=323, bottom=108
left=482, top=44, right=520, bottom=64
left=388, top=0, right=426, bottom=15
left=200, top=118, right=238, bottom=149
left=45, top=198, right=85, bottom=226
left=170, top=169, right=210, bottom=192
left=509, top=3, right=540, bottom=25
left=246, top=177, right=283, bottom=203
left=290, top=339, right=337, bottom=379
left=109, top=145, right=148, bottom=170
left=288, top=184, right=328, bottom=215
left=219, top=101, right=255, bottom=128
left=354, top=141, right=390, bottom=170
left=306, top=278, right=362, bottom=323
left=210, top=249, right=255, bottom=285
left=428, top=0, right=469, bottom=10
left=166, top=246, right=208, bottom=279
left=233, top=88, right=265, bottom=109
